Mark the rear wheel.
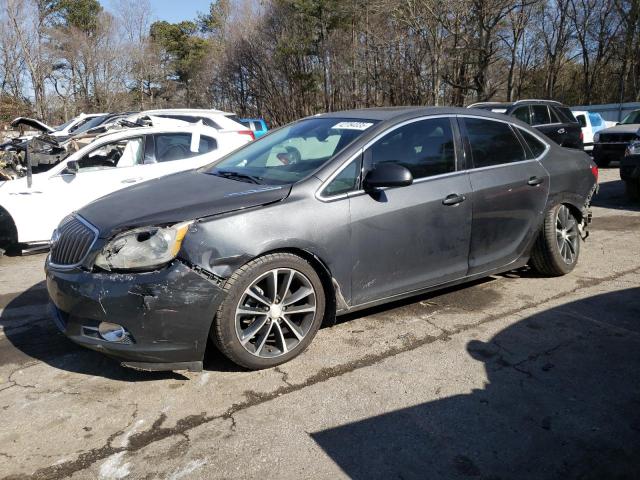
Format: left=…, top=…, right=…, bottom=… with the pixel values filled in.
left=530, top=204, right=581, bottom=276
left=212, top=253, right=325, bottom=370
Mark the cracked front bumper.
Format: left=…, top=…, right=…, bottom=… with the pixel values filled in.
left=45, top=259, right=225, bottom=371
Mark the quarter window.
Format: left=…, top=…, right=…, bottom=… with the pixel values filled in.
left=464, top=118, right=526, bottom=167
left=366, top=117, right=456, bottom=179
left=323, top=159, right=361, bottom=197
left=519, top=129, right=547, bottom=158
left=154, top=133, right=217, bottom=162
left=531, top=105, right=551, bottom=125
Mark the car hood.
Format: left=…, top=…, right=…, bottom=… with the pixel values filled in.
left=78, top=170, right=292, bottom=238
left=10, top=117, right=55, bottom=134
left=598, top=124, right=640, bottom=135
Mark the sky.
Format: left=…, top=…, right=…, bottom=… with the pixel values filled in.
left=104, top=0, right=212, bottom=24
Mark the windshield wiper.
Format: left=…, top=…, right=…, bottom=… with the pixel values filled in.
left=210, top=170, right=263, bottom=184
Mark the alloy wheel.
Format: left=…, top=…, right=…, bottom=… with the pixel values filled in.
left=235, top=268, right=317, bottom=358
left=555, top=205, right=579, bottom=264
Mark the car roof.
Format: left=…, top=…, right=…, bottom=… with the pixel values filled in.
left=313, top=106, right=514, bottom=123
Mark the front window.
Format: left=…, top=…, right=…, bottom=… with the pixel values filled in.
left=205, top=118, right=378, bottom=185
left=77, top=137, right=144, bottom=172
left=621, top=110, right=640, bottom=125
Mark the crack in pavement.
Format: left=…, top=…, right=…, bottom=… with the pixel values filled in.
left=5, top=264, right=640, bottom=480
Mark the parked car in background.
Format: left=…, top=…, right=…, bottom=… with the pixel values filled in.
left=130, top=109, right=256, bottom=141
left=592, top=109, right=640, bottom=167
left=467, top=100, right=583, bottom=149
left=0, top=122, right=251, bottom=251
left=620, top=140, right=640, bottom=200
left=45, top=107, right=597, bottom=372
left=572, top=111, right=607, bottom=152
left=11, top=113, right=106, bottom=141
left=239, top=118, right=269, bottom=138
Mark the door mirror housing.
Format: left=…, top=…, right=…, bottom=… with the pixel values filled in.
left=61, top=160, right=79, bottom=175
left=364, top=163, right=413, bottom=190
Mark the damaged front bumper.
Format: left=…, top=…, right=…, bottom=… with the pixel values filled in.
left=45, top=259, right=225, bottom=372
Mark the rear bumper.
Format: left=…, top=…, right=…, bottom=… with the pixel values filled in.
left=46, top=259, right=225, bottom=371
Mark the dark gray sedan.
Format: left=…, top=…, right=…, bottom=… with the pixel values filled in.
left=45, top=107, right=599, bottom=371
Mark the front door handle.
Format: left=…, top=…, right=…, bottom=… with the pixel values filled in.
left=442, top=193, right=466, bottom=206
left=557, top=128, right=566, bottom=134
left=527, top=176, right=544, bottom=186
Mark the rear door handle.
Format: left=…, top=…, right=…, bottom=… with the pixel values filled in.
left=442, top=193, right=466, bottom=206
left=557, top=128, right=566, bottom=134
left=121, top=177, right=142, bottom=184
left=527, top=176, right=544, bottom=186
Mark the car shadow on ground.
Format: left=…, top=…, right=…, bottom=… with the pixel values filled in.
left=591, top=178, right=640, bottom=211
left=0, top=281, right=188, bottom=381
left=311, top=288, right=640, bottom=480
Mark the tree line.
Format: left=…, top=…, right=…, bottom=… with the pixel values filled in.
left=1, top=0, right=639, bottom=127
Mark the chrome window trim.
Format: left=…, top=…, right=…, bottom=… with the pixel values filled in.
left=314, top=113, right=550, bottom=203
left=48, top=214, right=99, bottom=270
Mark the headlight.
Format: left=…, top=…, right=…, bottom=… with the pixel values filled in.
left=94, top=221, right=193, bottom=271
left=593, top=132, right=600, bottom=143
left=626, top=141, right=640, bottom=156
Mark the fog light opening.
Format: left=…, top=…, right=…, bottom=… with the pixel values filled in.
left=98, top=322, right=127, bottom=343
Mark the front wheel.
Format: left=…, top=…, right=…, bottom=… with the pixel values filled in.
left=212, top=253, right=326, bottom=370
left=530, top=204, right=581, bottom=276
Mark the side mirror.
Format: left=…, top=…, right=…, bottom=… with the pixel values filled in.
left=61, top=160, right=79, bottom=175
left=364, top=163, right=413, bottom=190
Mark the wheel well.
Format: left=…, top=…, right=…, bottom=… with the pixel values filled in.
left=562, top=202, right=584, bottom=223
left=260, top=247, right=338, bottom=327
left=0, top=206, right=18, bottom=251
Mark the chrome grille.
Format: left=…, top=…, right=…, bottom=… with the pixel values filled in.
left=50, top=216, right=98, bottom=267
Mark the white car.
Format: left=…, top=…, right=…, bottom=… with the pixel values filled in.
left=571, top=110, right=608, bottom=152
left=128, top=109, right=256, bottom=141
left=0, top=123, right=250, bottom=249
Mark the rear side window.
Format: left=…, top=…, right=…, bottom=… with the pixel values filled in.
left=575, top=114, right=587, bottom=127
left=512, top=106, right=531, bottom=124
left=464, top=118, right=526, bottom=167
left=518, top=129, right=547, bottom=158
left=531, top=105, right=551, bottom=125
left=557, top=106, right=578, bottom=123
left=154, top=133, right=217, bottom=162
left=367, top=117, right=456, bottom=179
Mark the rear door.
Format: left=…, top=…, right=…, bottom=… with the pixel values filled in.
left=348, top=116, right=473, bottom=305
left=460, top=116, right=550, bottom=275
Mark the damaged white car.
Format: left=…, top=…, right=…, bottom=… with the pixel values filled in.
left=0, top=122, right=251, bottom=251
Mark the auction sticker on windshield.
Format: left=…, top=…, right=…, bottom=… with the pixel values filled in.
left=333, top=121, right=374, bottom=130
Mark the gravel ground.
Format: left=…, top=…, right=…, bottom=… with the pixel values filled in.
left=0, top=168, right=638, bottom=480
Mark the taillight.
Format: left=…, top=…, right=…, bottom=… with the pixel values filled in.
left=590, top=165, right=599, bottom=183
left=238, top=130, right=255, bottom=141
left=580, top=131, right=584, bottom=141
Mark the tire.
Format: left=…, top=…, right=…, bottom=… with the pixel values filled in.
left=594, top=156, right=610, bottom=168
left=530, top=204, right=581, bottom=276
left=211, top=252, right=326, bottom=370
left=625, top=180, right=640, bottom=201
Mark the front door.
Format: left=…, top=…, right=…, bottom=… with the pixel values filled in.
left=460, top=116, right=550, bottom=275
left=349, top=117, right=472, bottom=306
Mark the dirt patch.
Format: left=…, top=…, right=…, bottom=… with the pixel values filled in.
left=591, top=215, right=640, bottom=232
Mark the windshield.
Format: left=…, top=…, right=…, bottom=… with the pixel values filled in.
left=621, top=110, right=640, bottom=125
left=69, top=115, right=108, bottom=134
left=54, top=118, right=76, bottom=131
left=204, top=117, right=378, bottom=185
